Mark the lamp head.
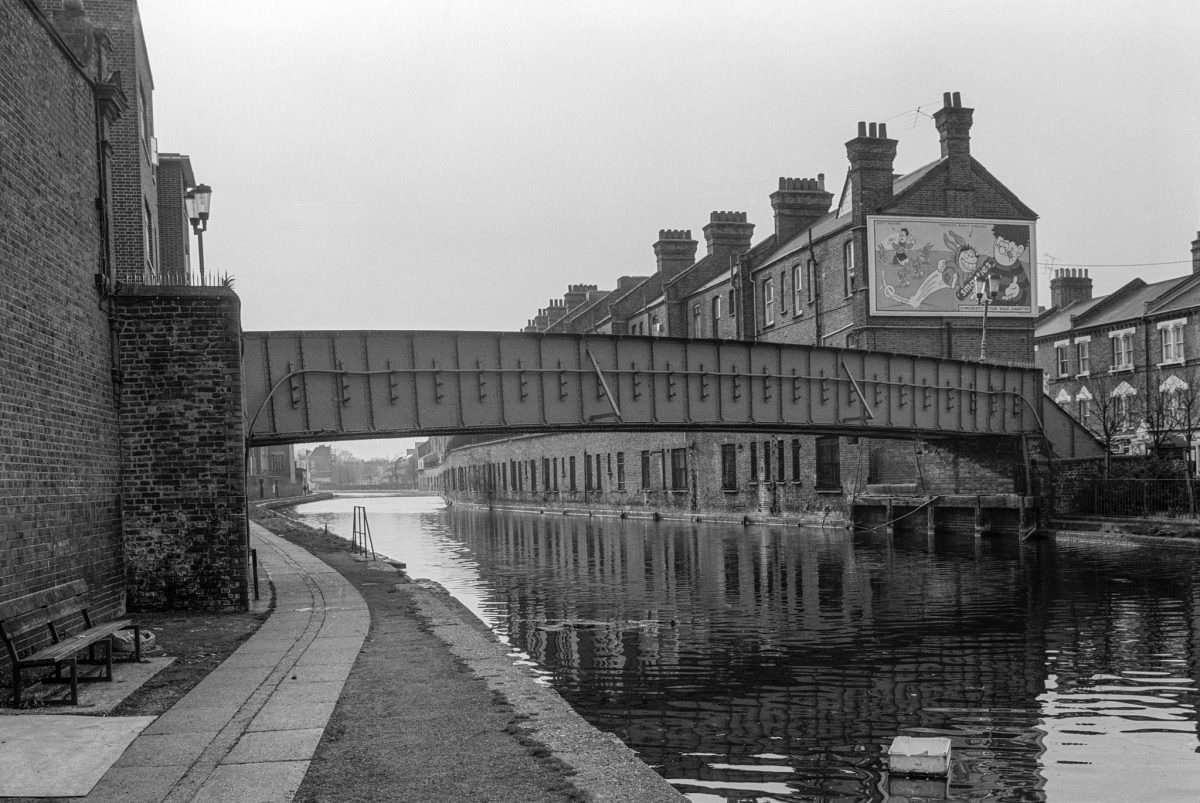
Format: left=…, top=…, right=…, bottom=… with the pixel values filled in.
left=185, top=184, right=213, bottom=231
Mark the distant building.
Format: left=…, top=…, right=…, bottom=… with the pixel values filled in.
left=1036, top=231, right=1200, bottom=465
left=248, top=444, right=302, bottom=499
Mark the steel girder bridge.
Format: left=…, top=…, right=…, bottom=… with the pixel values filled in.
left=242, top=330, right=1099, bottom=459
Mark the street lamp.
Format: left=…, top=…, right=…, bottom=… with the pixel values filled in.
left=184, top=183, right=212, bottom=285
left=977, top=272, right=1001, bottom=361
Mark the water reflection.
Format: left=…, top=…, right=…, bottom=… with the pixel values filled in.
left=293, top=496, right=1200, bottom=802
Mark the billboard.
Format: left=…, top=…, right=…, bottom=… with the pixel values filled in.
left=867, top=216, right=1037, bottom=317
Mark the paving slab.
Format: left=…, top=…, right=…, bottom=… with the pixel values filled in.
left=0, top=715, right=156, bottom=797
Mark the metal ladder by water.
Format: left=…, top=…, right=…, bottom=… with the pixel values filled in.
left=351, top=505, right=376, bottom=560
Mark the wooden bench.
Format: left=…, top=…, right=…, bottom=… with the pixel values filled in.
left=0, top=580, right=142, bottom=707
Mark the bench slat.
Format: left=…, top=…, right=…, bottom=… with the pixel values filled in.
left=0, top=581, right=88, bottom=622
left=13, top=620, right=132, bottom=665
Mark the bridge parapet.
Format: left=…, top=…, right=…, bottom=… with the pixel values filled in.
left=243, top=330, right=1047, bottom=446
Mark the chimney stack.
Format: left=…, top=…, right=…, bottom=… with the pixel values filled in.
left=1192, top=230, right=1200, bottom=275
left=1049, top=268, right=1093, bottom=309
left=653, top=229, right=698, bottom=279
left=932, top=91, right=975, bottom=214
left=703, top=211, right=754, bottom=258
left=771, top=175, right=833, bottom=243
left=563, top=283, right=597, bottom=311
left=845, top=119, right=897, bottom=222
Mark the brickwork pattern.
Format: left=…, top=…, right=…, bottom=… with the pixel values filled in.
left=115, top=287, right=247, bottom=610
left=0, top=1, right=126, bottom=636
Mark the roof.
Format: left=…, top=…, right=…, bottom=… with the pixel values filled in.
left=1034, top=275, right=1192, bottom=340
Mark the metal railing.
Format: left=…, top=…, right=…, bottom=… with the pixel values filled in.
left=1086, top=479, right=1200, bottom=518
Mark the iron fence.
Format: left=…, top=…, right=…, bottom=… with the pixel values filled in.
left=1087, top=478, right=1200, bottom=518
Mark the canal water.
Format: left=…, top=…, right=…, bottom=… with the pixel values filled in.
left=292, top=494, right=1200, bottom=802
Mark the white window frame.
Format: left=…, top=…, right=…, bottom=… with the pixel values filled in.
left=1157, top=318, right=1186, bottom=366
left=843, top=240, right=855, bottom=297
left=1075, top=336, right=1091, bottom=376
left=791, top=263, right=803, bottom=315
left=763, top=277, right=776, bottom=327
left=1053, top=338, right=1070, bottom=378
left=1109, top=327, right=1135, bottom=371
left=692, top=303, right=702, bottom=337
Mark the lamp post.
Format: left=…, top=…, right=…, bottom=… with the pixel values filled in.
left=184, top=183, right=212, bottom=285
left=977, top=272, right=1001, bottom=361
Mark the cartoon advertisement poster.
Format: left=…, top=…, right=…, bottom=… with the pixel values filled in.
left=867, top=216, right=1037, bottom=317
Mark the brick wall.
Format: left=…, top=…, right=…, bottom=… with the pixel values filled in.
left=115, top=286, right=247, bottom=610
left=428, top=430, right=853, bottom=518
left=0, top=0, right=126, bottom=622
left=38, top=0, right=159, bottom=283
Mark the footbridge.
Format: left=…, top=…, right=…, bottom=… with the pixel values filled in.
left=243, top=330, right=1099, bottom=458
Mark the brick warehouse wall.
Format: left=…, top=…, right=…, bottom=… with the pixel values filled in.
left=0, top=0, right=126, bottom=621
left=115, top=286, right=247, bottom=610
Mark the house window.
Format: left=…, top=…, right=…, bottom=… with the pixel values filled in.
left=595, top=453, right=603, bottom=491
left=1076, top=340, right=1090, bottom=375
left=1114, top=394, right=1132, bottom=429
left=729, top=289, right=736, bottom=318
left=763, top=278, right=776, bottom=326
left=542, top=458, right=550, bottom=490
left=692, top=303, right=702, bottom=337
left=651, top=315, right=662, bottom=335
left=269, top=453, right=287, bottom=474
left=720, top=444, right=737, bottom=491
left=616, top=451, right=626, bottom=491
left=529, top=460, right=537, bottom=490
left=1159, top=319, right=1185, bottom=364
left=791, top=263, right=803, bottom=314
left=779, top=271, right=788, bottom=315
left=670, top=448, right=688, bottom=490
left=1055, top=345, right=1069, bottom=377
left=749, top=442, right=758, bottom=482
left=710, top=295, right=721, bottom=336
left=791, top=438, right=801, bottom=479
left=776, top=440, right=786, bottom=480
left=568, top=456, right=577, bottom=491
left=815, top=436, right=841, bottom=491
left=1110, top=330, right=1134, bottom=370
left=843, top=240, right=855, bottom=296
left=640, top=450, right=651, bottom=490
left=762, top=441, right=772, bottom=482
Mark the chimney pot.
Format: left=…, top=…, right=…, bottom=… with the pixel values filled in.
left=943, top=91, right=952, bottom=107
left=818, top=173, right=825, bottom=189
left=868, top=122, right=878, bottom=138
left=952, top=91, right=962, bottom=107
left=879, top=122, right=888, bottom=139
left=857, top=121, right=866, bottom=137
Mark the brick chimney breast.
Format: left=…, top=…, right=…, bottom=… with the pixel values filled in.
left=932, top=91, right=975, bottom=214
left=1049, top=268, right=1093, bottom=309
left=845, top=121, right=898, bottom=222
left=703, top=211, right=755, bottom=258
left=653, top=229, right=698, bottom=279
left=771, top=175, right=834, bottom=242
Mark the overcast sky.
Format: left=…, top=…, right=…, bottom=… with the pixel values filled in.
left=139, top=0, right=1199, bottom=461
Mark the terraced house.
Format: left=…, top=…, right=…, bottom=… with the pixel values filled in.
left=1037, top=232, right=1200, bottom=464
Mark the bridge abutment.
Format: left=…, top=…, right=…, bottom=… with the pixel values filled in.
left=114, top=286, right=247, bottom=610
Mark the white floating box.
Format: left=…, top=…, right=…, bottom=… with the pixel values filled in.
left=887, top=736, right=952, bottom=776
